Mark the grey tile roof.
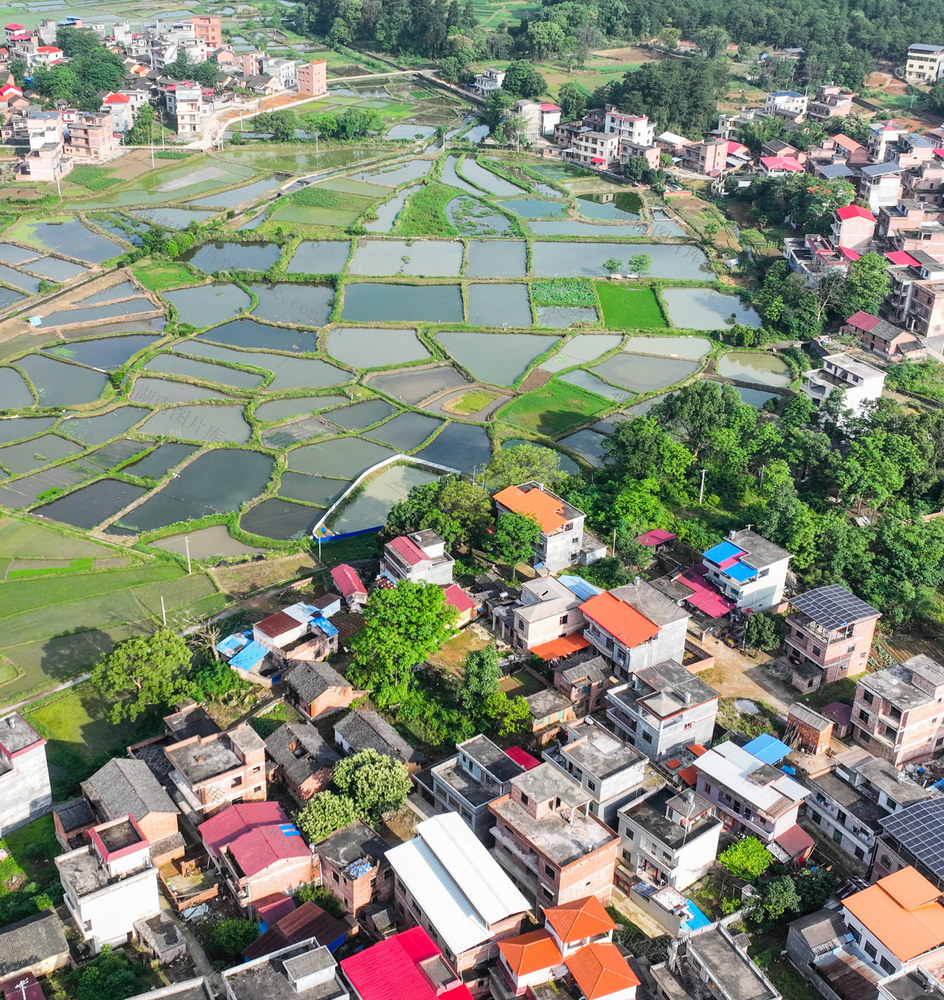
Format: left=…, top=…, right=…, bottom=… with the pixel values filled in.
left=82, top=757, right=178, bottom=823
left=610, top=579, right=689, bottom=626
left=286, top=661, right=351, bottom=706
left=266, top=722, right=340, bottom=787
left=0, top=910, right=68, bottom=977
left=334, top=710, right=424, bottom=764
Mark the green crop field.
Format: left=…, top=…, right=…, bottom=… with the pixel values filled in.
left=596, top=283, right=668, bottom=329
left=131, top=260, right=198, bottom=291
left=498, top=380, right=609, bottom=436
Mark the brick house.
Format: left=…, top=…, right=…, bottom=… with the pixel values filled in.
left=489, top=762, right=620, bottom=908
left=191, top=15, right=221, bottom=47
left=843, top=310, right=925, bottom=361
left=387, top=813, right=529, bottom=980
left=165, top=724, right=267, bottom=818
left=554, top=654, right=614, bottom=716
left=297, top=58, right=327, bottom=97
left=0, top=910, right=70, bottom=982
left=199, top=801, right=313, bottom=914
left=493, top=482, right=589, bottom=574
left=63, top=111, right=117, bottom=160
left=286, top=661, right=356, bottom=720
left=0, top=712, right=52, bottom=837
left=333, top=709, right=424, bottom=767
left=265, top=722, right=340, bottom=805
left=852, top=655, right=944, bottom=766
left=315, top=820, right=392, bottom=916
left=785, top=584, right=881, bottom=692
left=871, top=798, right=944, bottom=890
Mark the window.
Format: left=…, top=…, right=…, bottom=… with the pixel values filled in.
left=880, top=854, right=892, bottom=868
left=862, top=690, right=874, bottom=705
left=544, top=863, right=555, bottom=877
left=684, top=722, right=693, bottom=730
left=858, top=709, right=870, bottom=723
left=864, top=942, right=877, bottom=959
left=854, top=847, right=865, bottom=860
left=812, top=646, right=823, bottom=658
left=849, top=927, right=861, bottom=944
left=879, top=958, right=894, bottom=974
left=847, top=645, right=856, bottom=654
left=642, top=732, right=653, bottom=744
left=624, top=828, right=634, bottom=841
left=587, top=780, right=596, bottom=792
left=702, top=783, right=711, bottom=794
left=541, top=885, right=554, bottom=900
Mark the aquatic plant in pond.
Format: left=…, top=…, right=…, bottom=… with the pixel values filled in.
left=445, top=197, right=513, bottom=237
left=496, top=198, right=566, bottom=218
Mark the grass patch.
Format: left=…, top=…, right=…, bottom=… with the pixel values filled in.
left=248, top=699, right=302, bottom=739
left=596, top=283, right=667, bottom=329
left=441, top=389, right=499, bottom=415
left=499, top=380, right=609, bottom=436
left=393, top=181, right=458, bottom=238
left=131, top=259, right=197, bottom=292
left=800, top=677, right=858, bottom=710
left=0, top=519, right=118, bottom=560
left=290, top=185, right=375, bottom=213
left=716, top=696, right=779, bottom=738
left=155, top=150, right=193, bottom=159
left=0, top=815, right=62, bottom=925
left=531, top=279, right=596, bottom=308
left=500, top=669, right=547, bottom=697
left=67, top=165, right=122, bottom=192
left=8, top=558, right=94, bottom=579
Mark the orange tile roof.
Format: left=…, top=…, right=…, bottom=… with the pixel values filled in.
left=498, top=929, right=562, bottom=976
left=493, top=485, right=569, bottom=533
left=579, top=592, right=660, bottom=648
left=543, top=896, right=617, bottom=945
left=843, top=867, right=944, bottom=962
left=532, top=633, right=590, bottom=662
left=565, top=942, right=640, bottom=1000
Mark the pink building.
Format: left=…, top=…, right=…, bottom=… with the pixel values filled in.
left=832, top=204, right=877, bottom=251
left=297, top=58, right=327, bottom=97
left=191, top=15, right=222, bottom=48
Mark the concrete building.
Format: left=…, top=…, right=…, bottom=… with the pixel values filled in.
left=603, top=106, right=655, bottom=146
left=617, top=786, right=721, bottom=891
left=859, top=162, right=904, bottom=212
left=489, top=762, right=620, bottom=908
left=870, top=121, right=910, bottom=163
left=264, top=56, right=297, bottom=90
left=872, top=797, right=944, bottom=889
left=683, top=138, right=729, bottom=176
left=694, top=741, right=809, bottom=847
left=315, top=820, right=392, bottom=917
left=419, top=734, right=525, bottom=839
left=472, top=67, right=504, bottom=97
left=224, top=941, right=349, bottom=1000
left=382, top=529, right=455, bottom=585
left=785, top=584, right=881, bottom=692
left=514, top=99, right=543, bottom=144
left=494, top=482, right=590, bottom=574
left=56, top=816, right=160, bottom=953
left=0, top=713, right=51, bottom=837
left=20, top=110, right=71, bottom=184
left=297, top=58, right=327, bottom=97
left=701, top=529, right=791, bottom=612
left=165, top=723, right=267, bottom=818
left=605, top=660, right=719, bottom=759
left=493, top=575, right=587, bottom=654
left=852, top=654, right=944, bottom=767
left=265, top=722, right=340, bottom=804
left=286, top=661, right=356, bottom=721
left=906, top=43, right=944, bottom=83
left=387, top=812, right=530, bottom=978
left=167, top=84, right=202, bottom=135
left=554, top=654, right=614, bottom=717
left=191, top=15, right=221, bottom=47
left=765, top=90, right=808, bottom=119
left=64, top=110, right=118, bottom=160
left=543, top=719, right=647, bottom=826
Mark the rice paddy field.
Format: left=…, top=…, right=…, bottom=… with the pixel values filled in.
left=0, top=85, right=781, bottom=705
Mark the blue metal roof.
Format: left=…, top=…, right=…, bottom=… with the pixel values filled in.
left=230, top=640, right=268, bottom=672
left=559, top=575, right=603, bottom=602
left=218, top=631, right=250, bottom=657
left=743, top=733, right=792, bottom=764
left=722, top=560, right=757, bottom=583
left=312, top=613, right=338, bottom=638
left=703, top=540, right=743, bottom=564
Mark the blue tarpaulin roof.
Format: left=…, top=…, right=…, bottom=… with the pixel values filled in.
left=230, top=640, right=268, bottom=672
left=218, top=631, right=251, bottom=657
left=311, top=613, right=338, bottom=638
left=559, top=575, right=603, bottom=602
left=744, top=733, right=793, bottom=764
left=722, top=560, right=757, bottom=583
left=703, top=540, right=744, bottom=564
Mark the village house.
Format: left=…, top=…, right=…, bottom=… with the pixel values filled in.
left=906, top=43, right=944, bottom=83
left=852, top=654, right=944, bottom=766
left=382, top=529, right=455, bottom=585
left=0, top=712, right=52, bottom=837
left=870, top=120, right=910, bottom=162
left=491, top=574, right=588, bottom=654
left=880, top=200, right=944, bottom=258
left=700, top=529, right=791, bottom=612
left=191, top=14, right=222, bottom=47
left=489, top=762, right=620, bottom=908
left=285, top=660, right=357, bottom=720
left=417, top=734, right=526, bottom=840
left=0, top=910, right=70, bottom=983
left=265, top=722, right=340, bottom=804
left=872, top=797, right=944, bottom=890
left=759, top=155, right=805, bottom=177
left=472, top=66, right=504, bottom=97
left=765, top=90, right=808, bottom=120
left=843, top=310, right=926, bottom=361
left=18, top=109, right=71, bottom=184
left=785, top=583, right=881, bottom=692
left=554, top=653, right=615, bottom=716
left=526, top=688, right=578, bottom=740
left=224, top=941, right=349, bottom=1000
left=334, top=709, right=425, bottom=767
left=243, top=900, right=348, bottom=961
left=388, top=813, right=530, bottom=983
left=253, top=601, right=340, bottom=665
left=297, top=58, right=327, bottom=97
left=858, top=162, right=905, bottom=212
left=315, top=820, right=392, bottom=916
left=164, top=723, right=267, bottom=819
left=331, top=564, right=368, bottom=610
left=56, top=816, right=160, bottom=954
left=494, top=482, right=594, bottom=574
left=199, top=801, right=313, bottom=914
left=682, top=137, right=730, bottom=176
left=605, top=659, right=719, bottom=758
left=63, top=110, right=118, bottom=160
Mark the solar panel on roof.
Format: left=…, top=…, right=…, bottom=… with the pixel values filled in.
left=882, top=799, right=944, bottom=876
left=791, top=585, right=880, bottom=630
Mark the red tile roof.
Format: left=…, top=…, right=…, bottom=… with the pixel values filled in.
left=199, top=801, right=289, bottom=857
left=36, top=46, right=61, bottom=53
left=532, top=633, right=590, bottom=661
left=838, top=246, right=860, bottom=261
left=845, top=310, right=882, bottom=331
left=331, top=563, right=366, bottom=598
left=443, top=583, right=475, bottom=615
left=726, top=140, right=749, bottom=155
left=103, top=91, right=130, bottom=103
left=541, top=102, right=562, bottom=111
left=565, top=942, right=640, bottom=999
left=4, top=23, right=24, bottom=29
left=244, top=900, right=348, bottom=960
left=836, top=204, right=876, bottom=221
left=505, top=746, right=541, bottom=770
left=636, top=529, right=677, bottom=546
left=255, top=894, right=296, bottom=924
left=579, top=592, right=660, bottom=648
left=0, top=973, right=43, bottom=1000
left=591, top=156, right=606, bottom=164
left=544, top=895, right=617, bottom=944
left=388, top=534, right=427, bottom=566
left=773, top=823, right=814, bottom=862
left=341, top=927, right=474, bottom=1000
left=499, top=929, right=563, bottom=976
left=494, top=484, right=570, bottom=533
left=833, top=133, right=863, bottom=151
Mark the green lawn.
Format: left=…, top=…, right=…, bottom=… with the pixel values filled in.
left=500, top=669, right=546, bottom=697
left=595, top=283, right=667, bottom=329
left=66, top=165, right=122, bottom=192
left=443, top=389, right=500, bottom=415
left=393, top=182, right=459, bottom=238
left=498, top=380, right=609, bottom=436
left=0, top=519, right=119, bottom=559
left=289, top=185, right=376, bottom=213
left=131, top=259, right=199, bottom=291
left=8, top=558, right=94, bottom=579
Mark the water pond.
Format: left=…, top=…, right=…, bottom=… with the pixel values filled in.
left=349, top=239, right=463, bottom=278
left=594, top=352, right=699, bottom=393
left=152, top=524, right=268, bottom=557
left=542, top=334, right=622, bottom=372
left=532, top=242, right=710, bottom=279
left=703, top=377, right=782, bottom=408
left=662, top=288, right=762, bottom=330
left=497, top=198, right=566, bottom=218
left=34, top=479, right=148, bottom=530
left=0, top=244, right=39, bottom=265
left=484, top=162, right=559, bottom=197
left=62, top=407, right=148, bottom=445
left=329, top=463, right=443, bottom=533
left=0, top=287, right=24, bottom=310
left=117, top=449, right=275, bottom=532
left=187, top=176, right=283, bottom=209
left=559, top=370, right=632, bottom=403
left=369, top=365, right=468, bottom=405
left=438, top=331, right=558, bottom=385
left=143, top=354, right=265, bottom=389
left=16, top=355, right=108, bottom=406
left=261, top=415, right=332, bottom=448
left=536, top=306, right=598, bottom=328
left=355, top=160, right=432, bottom=186
left=0, top=433, right=83, bottom=474
left=45, top=334, right=159, bottom=372
left=255, top=395, right=348, bottom=422
left=457, top=158, right=523, bottom=197
left=19, top=219, right=121, bottom=263
left=41, top=297, right=157, bottom=328
left=0, top=416, right=54, bottom=444
left=328, top=399, right=397, bottom=430
left=576, top=191, right=642, bottom=220
left=241, top=498, right=322, bottom=541
left=0, top=368, right=34, bottom=409
left=130, top=377, right=232, bottom=405
left=23, top=257, right=89, bottom=281
left=200, top=317, right=318, bottom=353
left=277, top=472, right=346, bottom=507
left=716, top=351, right=792, bottom=388
left=0, top=265, right=40, bottom=293
left=384, top=124, right=436, bottom=140
left=251, top=283, right=334, bottom=327
left=165, top=284, right=251, bottom=328
left=622, top=335, right=712, bottom=359
left=445, top=197, right=513, bottom=237
left=76, top=281, right=138, bottom=306
left=466, top=284, right=533, bottom=328
left=342, top=283, right=463, bottom=323
left=287, top=240, right=351, bottom=274
left=327, top=327, right=430, bottom=368
left=441, top=155, right=481, bottom=195
left=186, top=241, right=281, bottom=274
left=365, top=185, right=420, bottom=233
left=528, top=219, right=644, bottom=238
left=415, top=421, right=491, bottom=471
left=139, top=403, right=252, bottom=444
left=289, top=437, right=395, bottom=479
left=466, top=240, right=527, bottom=278
left=365, top=411, right=442, bottom=451
left=124, top=442, right=199, bottom=479
left=558, top=428, right=608, bottom=466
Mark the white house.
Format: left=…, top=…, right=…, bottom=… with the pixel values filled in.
left=382, top=529, right=455, bottom=586
left=801, top=351, right=885, bottom=421
left=493, top=482, right=592, bottom=574
left=906, top=44, right=944, bottom=83
left=764, top=90, right=808, bottom=119
left=472, top=67, right=504, bottom=97
left=701, top=528, right=791, bottom=612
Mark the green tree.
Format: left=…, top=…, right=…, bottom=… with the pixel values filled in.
left=91, top=629, right=192, bottom=722
left=458, top=642, right=501, bottom=714
left=835, top=251, right=891, bottom=318
left=296, top=883, right=344, bottom=916
left=74, top=946, right=139, bottom=1000
left=751, top=875, right=801, bottom=928
left=527, top=20, right=566, bottom=58
left=332, top=748, right=412, bottom=821
left=501, top=60, right=547, bottom=99
left=488, top=691, right=531, bottom=737
left=719, top=837, right=774, bottom=881
left=125, top=104, right=157, bottom=146
left=795, top=867, right=836, bottom=913
left=627, top=253, right=652, bottom=278
left=349, top=581, right=459, bottom=702
left=194, top=59, right=220, bottom=87
left=482, top=89, right=516, bottom=131
left=483, top=443, right=563, bottom=490
left=295, top=790, right=358, bottom=843
left=385, top=474, right=491, bottom=547
left=657, top=25, right=681, bottom=49
left=489, top=511, right=540, bottom=578
left=696, top=25, right=729, bottom=57
left=212, top=918, right=259, bottom=956
left=164, top=50, right=198, bottom=80
left=558, top=81, right=586, bottom=121
left=744, top=612, right=784, bottom=651
left=603, top=256, right=624, bottom=274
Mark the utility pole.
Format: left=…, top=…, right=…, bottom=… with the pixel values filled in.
left=160, top=594, right=167, bottom=627
left=612, top=527, right=617, bottom=556
left=698, top=468, right=708, bottom=505
left=184, top=535, right=191, bottom=576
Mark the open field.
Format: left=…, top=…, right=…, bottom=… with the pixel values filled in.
left=498, top=379, right=610, bottom=435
